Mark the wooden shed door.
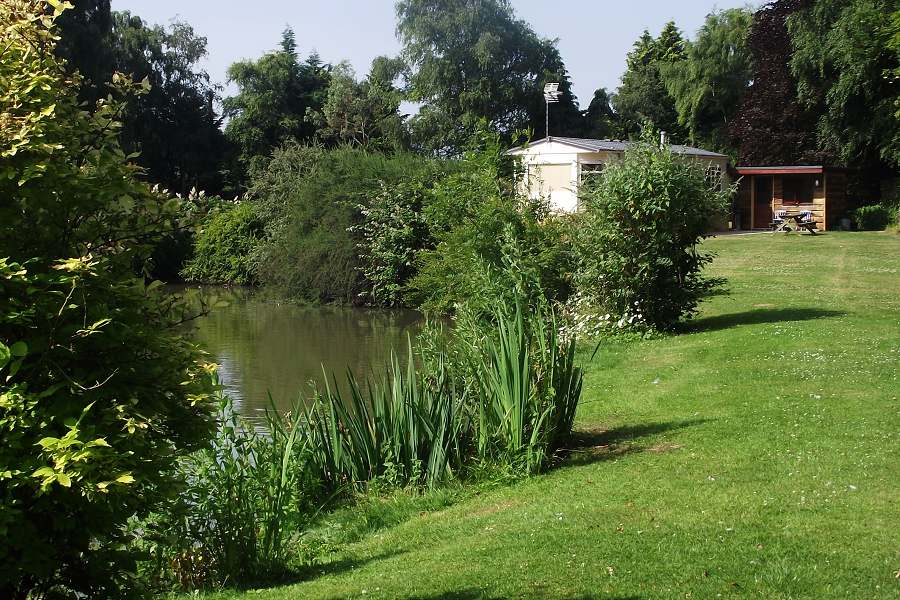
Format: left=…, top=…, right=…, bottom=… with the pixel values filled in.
left=753, top=176, right=773, bottom=228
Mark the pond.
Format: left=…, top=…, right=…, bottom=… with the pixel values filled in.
left=179, top=287, right=422, bottom=420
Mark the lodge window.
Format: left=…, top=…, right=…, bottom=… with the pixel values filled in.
left=579, top=162, right=604, bottom=184
left=705, top=164, right=722, bottom=188
left=782, top=175, right=815, bottom=205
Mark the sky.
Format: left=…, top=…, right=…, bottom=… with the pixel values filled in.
left=112, top=0, right=755, bottom=109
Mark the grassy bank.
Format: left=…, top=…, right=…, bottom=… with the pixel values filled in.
left=199, top=232, right=899, bottom=599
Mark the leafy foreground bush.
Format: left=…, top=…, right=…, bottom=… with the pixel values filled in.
left=182, top=201, right=262, bottom=284
left=572, top=132, right=732, bottom=332
left=0, top=3, right=214, bottom=598
left=853, top=204, right=891, bottom=231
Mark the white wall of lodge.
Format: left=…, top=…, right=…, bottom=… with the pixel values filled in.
left=510, top=140, right=730, bottom=214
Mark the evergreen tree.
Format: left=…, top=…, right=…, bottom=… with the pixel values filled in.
left=109, top=12, right=230, bottom=195
left=223, top=28, right=331, bottom=176
left=581, top=88, right=619, bottom=139
left=55, top=4, right=230, bottom=195
left=54, top=0, right=113, bottom=99
left=613, top=23, right=686, bottom=141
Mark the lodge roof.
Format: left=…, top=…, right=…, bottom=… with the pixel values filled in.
left=734, top=166, right=827, bottom=175
left=506, top=136, right=728, bottom=159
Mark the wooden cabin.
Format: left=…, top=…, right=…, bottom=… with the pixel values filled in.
left=733, top=166, right=848, bottom=231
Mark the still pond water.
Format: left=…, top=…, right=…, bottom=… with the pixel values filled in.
left=182, top=287, right=421, bottom=419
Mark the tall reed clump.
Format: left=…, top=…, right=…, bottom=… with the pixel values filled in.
left=299, top=236, right=584, bottom=487
left=471, top=301, right=582, bottom=473
left=140, top=379, right=311, bottom=590
left=303, top=340, right=468, bottom=491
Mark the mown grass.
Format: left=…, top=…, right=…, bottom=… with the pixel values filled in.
left=194, top=232, right=899, bottom=600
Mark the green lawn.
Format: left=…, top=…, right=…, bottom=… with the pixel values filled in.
left=204, top=232, right=900, bottom=600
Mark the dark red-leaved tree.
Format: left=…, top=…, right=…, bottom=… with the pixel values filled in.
left=729, top=0, right=828, bottom=166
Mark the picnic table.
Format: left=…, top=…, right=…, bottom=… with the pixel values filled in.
left=772, top=210, right=818, bottom=235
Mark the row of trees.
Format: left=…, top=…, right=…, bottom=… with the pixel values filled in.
left=55, top=0, right=898, bottom=199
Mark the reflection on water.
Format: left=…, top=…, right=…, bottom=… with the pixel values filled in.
left=178, top=287, right=421, bottom=419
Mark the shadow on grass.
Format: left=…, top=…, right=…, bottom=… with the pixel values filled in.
left=242, top=549, right=408, bottom=592
left=683, top=307, right=845, bottom=333
left=557, top=419, right=708, bottom=467
left=401, top=590, right=641, bottom=600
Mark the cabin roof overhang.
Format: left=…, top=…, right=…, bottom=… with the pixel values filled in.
left=735, top=166, right=825, bottom=175
left=506, top=136, right=728, bottom=159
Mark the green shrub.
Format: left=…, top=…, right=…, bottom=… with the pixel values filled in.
left=853, top=204, right=891, bottom=230
left=0, top=4, right=214, bottom=597
left=407, top=130, right=573, bottom=313
left=353, top=166, right=453, bottom=307
left=182, top=202, right=261, bottom=285
left=573, top=133, right=732, bottom=331
left=249, top=144, right=438, bottom=303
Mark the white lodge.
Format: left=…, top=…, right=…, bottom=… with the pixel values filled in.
left=506, top=136, right=730, bottom=213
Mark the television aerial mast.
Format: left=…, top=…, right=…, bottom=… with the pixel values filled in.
left=543, top=82, right=561, bottom=139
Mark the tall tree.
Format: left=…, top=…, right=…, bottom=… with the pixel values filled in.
left=729, top=0, right=823, bottom=165
left=395, top=0, right=581, bottom=154
left=224, top=28, right=331, bottom=174
left=311, top=59, right=407, bottom=151
left=55, top=5, right=230, bottom=195
left=54, top=0, right=113, bottom=99
left=110, top=12, right=229, bottom=195
left=613, top=23, right=687, bottom=141
left=788, top=0, right=900, bottom=170
left=581, top=88, right=619, bottom=139
left=661, top=8, right=754, bottom=154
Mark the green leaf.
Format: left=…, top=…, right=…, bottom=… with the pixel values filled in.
left=86, top=438, right=111, bottom=448
left=6, top=359, right=22, bottom=379
left=0, top=343, right=9, bottom=370
left=32, top=467, right=55, bottom=478
left=57, top=473, right=72, bottom=487
left=115, top=474, right=135, bottom=485
left=10, top=341, right=27, bottom=357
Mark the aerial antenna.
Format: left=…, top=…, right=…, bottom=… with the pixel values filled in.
left=543, top=83, right=561, bottom=139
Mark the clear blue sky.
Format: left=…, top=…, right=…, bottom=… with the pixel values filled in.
left=112, top=0, right=754, bottom=107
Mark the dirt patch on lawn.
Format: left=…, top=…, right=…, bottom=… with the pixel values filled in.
left=648, top=442, right=684, bottom=453
left=469, top=500, right=519, bottom=518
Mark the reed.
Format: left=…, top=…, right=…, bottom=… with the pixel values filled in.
left=147, top=379, right=312, bottom=589
left=301, top=301, right=583, bottom=488
left=473, top=301, right=583, bottom=473
left=303, top=338, right=467, bottom=491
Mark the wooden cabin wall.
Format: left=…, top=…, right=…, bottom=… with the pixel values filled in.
left=812, top=175, right=826, bottom=230
left=826, top=171, right=848, bottom=229
left=772, top=174, right=827, bottom=230
left=735, top=178, right=752, bottom=229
